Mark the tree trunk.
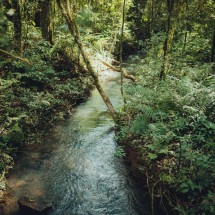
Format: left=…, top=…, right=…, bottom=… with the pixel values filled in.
left=12, top=0, right=22, bottom=53
left=120, top=0, right=126, bottom=101
left=150, top=0, right=154, bottom=37
left=211, top=29, right=215, bottom=63
left=41, top=0, right=53, bottom=45
left=34, top=0, right=42, bottom=28
left=183, top=0, right=189, bottom=51
left=160, top=0, right=174, bottom=80
left=56, top=0, right=116, bottom=121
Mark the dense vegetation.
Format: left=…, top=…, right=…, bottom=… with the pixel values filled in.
left=117, top=0, right=215, bottom=214
left=0, top=1, right=95, bottom=190
left=0, top=0, right=214, bottom=214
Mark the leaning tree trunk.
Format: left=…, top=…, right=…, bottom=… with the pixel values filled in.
left=41, top=0, right=53, bottom=45
left=12, top=0, right=22, bottom=53
left=56, top=0, right=116, bottom=121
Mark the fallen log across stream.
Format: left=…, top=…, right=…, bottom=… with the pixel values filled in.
left=101, top=61, right=136, bottom=82
left=57, top=0, right=117, bottom=122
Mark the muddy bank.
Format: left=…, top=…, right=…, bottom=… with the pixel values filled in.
left=120, top=139, right=169, bottom=215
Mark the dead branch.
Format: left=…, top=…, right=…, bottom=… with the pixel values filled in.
left=101, top=61, right=136, bottom=82
left=0, top=48, right=32, bottom=65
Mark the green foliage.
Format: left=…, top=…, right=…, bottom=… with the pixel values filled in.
left=127, top=0, right=151, bottom=40
left=77, top=6, right=95, bottom=32
left=0, top=28, right=93, bottom=185
left=0, top=16, right=13, bottom=50
left=0, top=0, right=214, bottom=212
left=171, top=33, right=211, bottom=65
left=115, top=145, right=126, bottom=158
left=118, top=52, right=215, bottom=213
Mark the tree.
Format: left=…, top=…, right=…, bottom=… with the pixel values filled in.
left=159, top=0, right=175, bottom=80
left=40, top=0, right=54, bottom=45
left=120, top=0, right=126, bottom=101
left=56, top=0, right=116, bottom=121
left=211, top=29, right=215, bottom=62
left=2, top=0, right=23, bottom=53
left=12, top=0, right=22, bottom=53
left=127, top=0, right=150, bottom=40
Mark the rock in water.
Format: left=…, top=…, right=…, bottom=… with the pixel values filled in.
left=18, top=197, right=52, bottom=215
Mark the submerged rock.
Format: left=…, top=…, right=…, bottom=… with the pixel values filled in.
left=18, top=197, right=52, bottom=215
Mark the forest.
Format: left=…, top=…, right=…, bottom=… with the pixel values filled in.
left=0, top=0, right=214, bottom=214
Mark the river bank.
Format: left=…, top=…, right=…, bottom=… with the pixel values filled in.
left=2, top=47, right=213, bottom=215
left=0, top=57, right=153, bottom=214
left=0, top=44, right=94, bottom=196
left=116, top=54, right=215, bottom=214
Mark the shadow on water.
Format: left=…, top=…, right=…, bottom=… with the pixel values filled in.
left=2, top=70, right=151, bottom=215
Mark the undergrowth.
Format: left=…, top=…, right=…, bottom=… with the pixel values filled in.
left=0, top=36, right=93, bottom=189
left=117, top=39, right=215, bottom=214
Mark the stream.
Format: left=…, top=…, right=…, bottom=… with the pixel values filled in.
left=2, top=66, right=151, bottom=215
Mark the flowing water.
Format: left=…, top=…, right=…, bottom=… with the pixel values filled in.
left=3, top=68, right=151, bottom=215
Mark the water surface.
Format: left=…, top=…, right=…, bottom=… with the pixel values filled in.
left=4, top=69, right=150, bottom=215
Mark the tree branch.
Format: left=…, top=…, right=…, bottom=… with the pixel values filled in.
left=102, top=61, right=136, bottom=82
left=0, top=48, right=32, bottom=65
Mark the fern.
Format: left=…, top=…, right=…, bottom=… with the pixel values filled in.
left=130, top=114, right=148, bottom=134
